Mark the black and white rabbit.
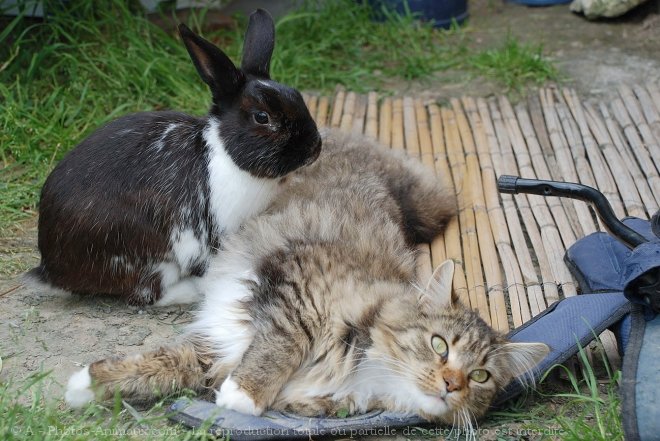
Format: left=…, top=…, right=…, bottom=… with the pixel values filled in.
left=30, top=10, right=322, bottom=306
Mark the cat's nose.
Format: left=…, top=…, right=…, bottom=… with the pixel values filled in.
left=443, top=370, right=465, bottom=393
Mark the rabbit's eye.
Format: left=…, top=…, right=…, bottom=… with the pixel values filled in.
left=253, top=111, right=270, bottom=125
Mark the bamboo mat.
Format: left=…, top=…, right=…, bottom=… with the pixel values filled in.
left=302, top=84, right=660, bottom=337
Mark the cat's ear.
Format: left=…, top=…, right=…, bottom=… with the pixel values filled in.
left=497, top=342, right=549, bottom=378
left=420, top=260, right=455, bottom=310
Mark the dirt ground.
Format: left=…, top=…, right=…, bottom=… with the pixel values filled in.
left=1, top=0, right=659, bottom=436
left=0, top=219, right=197, bottom=393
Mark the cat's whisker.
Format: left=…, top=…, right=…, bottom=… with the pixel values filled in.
left=409, top=280, right=426, bottom=297
left=360, top=358, right=414, bottom=375
left=458, top=316, right=480, bottom=342
left=369, top=354, right=419, bottom=375
left=467, top=407, right=479, bottom=441
left=449, top=412, right=457, bottom=436
left=347, top=374, right=404, bottom=384
left=458, top=409, right=468, bottom=440
left=345, top=373, right=405, bottom=384
left=464, top=407, right=477, bottom=441
left=358, top=355, right=415, bottom=375
left=449, top=411, right=464, bottom=440
left=347, top=362, right=411, bottom=379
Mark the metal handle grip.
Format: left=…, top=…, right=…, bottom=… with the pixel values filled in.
left=496, top=175, right=648, bottom=249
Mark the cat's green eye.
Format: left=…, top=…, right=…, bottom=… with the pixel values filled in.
left=469, top=369, right=490, bottom=383
left=431, top=335, right=448, bottom=357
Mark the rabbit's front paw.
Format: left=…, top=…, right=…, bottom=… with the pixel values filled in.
left=215, top=376, right=263, bottom=415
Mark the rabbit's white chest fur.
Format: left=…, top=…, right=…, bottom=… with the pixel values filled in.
left=154, top=121, right=282, bottom=306
left=204, top=119, right=282, bottom=236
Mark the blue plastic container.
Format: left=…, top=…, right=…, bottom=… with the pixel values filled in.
left=366, top=0, right=468, bottom=29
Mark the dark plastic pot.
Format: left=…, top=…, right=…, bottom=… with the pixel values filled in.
left=366, top=0, right=468, bottom=29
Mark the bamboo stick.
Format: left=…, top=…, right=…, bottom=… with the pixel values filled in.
left=403, top=97, right=419, bottom=153
left=392, top=98, right=405, bottom=151
left=540, top=88, right=597, bottom=236
left=647, top=81, right=660, bottom=113
left=600, top=330, right=622, bottom=371
left=646, top=81, right=660, bottom=137
left=599, top=103, right=659, bottom=213
left=416, top=99, right=447, bottom=265
left=633, top=84, right=660, bottom=146
left=329, top=86, right=345, bottom=129
left=488, top=98, right=566, bottom=303
left=352, top=93, right=367, bottom=135
left=306, top=94, right=318, bottom=122
left=452, top=99, right=509, bottom=332
left=365, top=92, right=379, bottom=140
left=316, top=95, right=330, bottom=128
left=437, top=106, right=471, bottom=310
left=553, top=99, right=599, bottom=195
left=619, top=85, right=660, bottom=173
left=427, top=104, right=450, bottom=267
left=562, top=89, right=628, bottom=219
left=340, top=91, right=357, bottom=132
left=582, top=103, right=647, bottom=219
left=379, top=97, right=393, bottom=148
left=510, top=99, right=576, bottom=247
left=415, top=99, right=434, bottom=170
left=527, top=94, right=583, bottom=237
left=610, top=98, right=660, bottom=203
left=555, top=91, right=623, bottom=224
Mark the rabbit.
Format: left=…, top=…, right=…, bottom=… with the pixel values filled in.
left=29, top=9, right=322, bottom=306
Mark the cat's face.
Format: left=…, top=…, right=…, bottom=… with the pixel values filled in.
left=369, top=261, right=548, bottom=425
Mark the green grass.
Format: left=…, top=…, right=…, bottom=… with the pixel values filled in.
left=541, top=344, right=623, bottom=440
left=484, top=342, right=623, bottom=441
left=0, top=0, right=558, bottom=233
left=270, top=2, right=468, bottom=90
left=1, top=1, right=208, bottom=233
left=0, top=371, right=219, bottom=441
left=469, top=36, right=559, bottom=92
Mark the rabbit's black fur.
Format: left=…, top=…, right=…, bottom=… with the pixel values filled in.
left=31, top=10, right=321, bottom=306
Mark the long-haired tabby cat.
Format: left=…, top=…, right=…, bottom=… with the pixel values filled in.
left=65, top=129, right=549, bottom=425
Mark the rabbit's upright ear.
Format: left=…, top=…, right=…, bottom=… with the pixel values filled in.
left=179, top=24, right=245, bottom=98
left=240, top=9, right=275, bottom=78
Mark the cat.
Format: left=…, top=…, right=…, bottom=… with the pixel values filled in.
left=65, top=128, right=549, bottom=426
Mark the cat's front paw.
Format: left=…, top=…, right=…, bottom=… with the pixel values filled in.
left=65, top=366, right=95, bottom=408
left=215, top=376, right=263, bottom=416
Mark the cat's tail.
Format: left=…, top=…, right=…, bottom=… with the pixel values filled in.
left=65, top=338, right=218, bottom=408
left=391, top=155, right=458, bottom=245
